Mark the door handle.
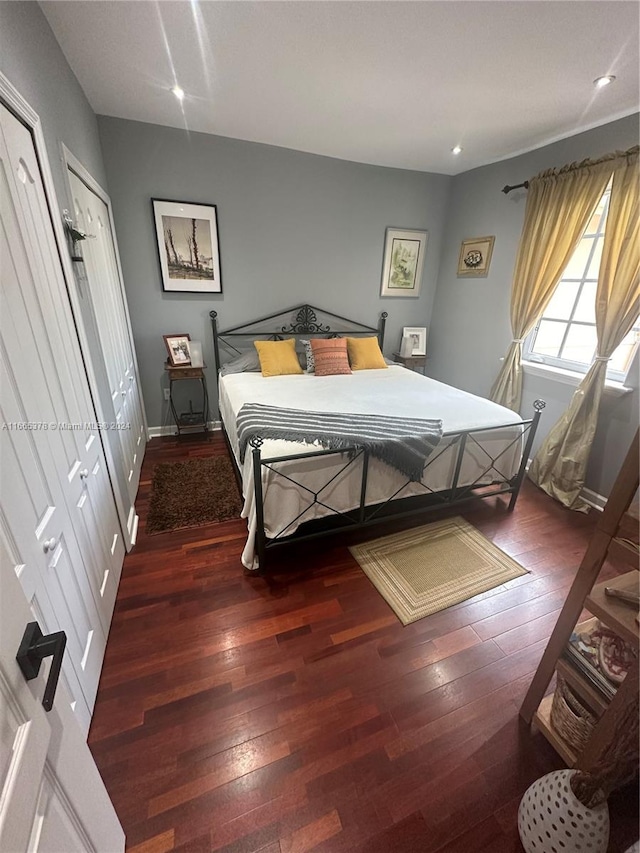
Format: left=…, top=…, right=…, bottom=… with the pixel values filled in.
left=43, top=537, right=57, bottom=553
left=16, top=622, right=67, bottom=712
left=79, top=468, right=89, bottom=480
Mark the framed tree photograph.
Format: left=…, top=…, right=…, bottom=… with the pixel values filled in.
left=152, top=199, right=222, bottom=293
left=457, top=236, right=495, bottom=277
left=380, top=228, right=428, bottom=298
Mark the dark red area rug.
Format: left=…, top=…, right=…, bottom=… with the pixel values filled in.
left=146, top=455, right=242, bottom=534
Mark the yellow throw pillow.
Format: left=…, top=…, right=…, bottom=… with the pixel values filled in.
left=254, top=338, right=303, bottom=377
left=346, top=337, right=388, bottom=370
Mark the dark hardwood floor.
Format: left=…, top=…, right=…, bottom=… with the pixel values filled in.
left=89, top=433, right=638, bottom=853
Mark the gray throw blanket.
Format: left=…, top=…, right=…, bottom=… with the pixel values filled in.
left=237, top=403, right=443, bottom=482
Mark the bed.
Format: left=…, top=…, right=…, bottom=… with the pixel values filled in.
left=211, top=305, right=545, bottom=570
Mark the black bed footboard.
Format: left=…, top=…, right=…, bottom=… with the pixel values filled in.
left=248, top=400, right=546, bottom=571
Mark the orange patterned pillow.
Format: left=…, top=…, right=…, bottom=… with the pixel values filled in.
left=310, top=338, right=352, bottom=376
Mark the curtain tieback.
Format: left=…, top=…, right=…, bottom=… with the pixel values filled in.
left=511, top=338, right=525, bottom=344
left=594, top=356, right=610, bottom=362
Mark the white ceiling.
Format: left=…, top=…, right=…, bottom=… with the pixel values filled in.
left=42, top=1, right=639, bottom=176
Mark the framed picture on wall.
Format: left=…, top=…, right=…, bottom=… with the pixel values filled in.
left=380, top=228, right=428, bottom=298
left=457, top=236, right=495, bottom=277
left=152, top=199, right=222, bottom=293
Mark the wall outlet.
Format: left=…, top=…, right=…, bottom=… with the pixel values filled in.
left=163, top=388, right=171, bottom=401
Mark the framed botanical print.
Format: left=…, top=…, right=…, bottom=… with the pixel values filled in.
left=152, top=199, right=222, bottom=293
left=380, top=228, right=428, bottom=298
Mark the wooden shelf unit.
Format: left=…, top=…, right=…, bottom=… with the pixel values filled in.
left=555, top=656, right=609, bottom=719
left=607, top=536, right=639, bottom=569
left=533, top=694, right=578, bottom=767
left=585, top=571, right=640, bottom=647
left=521, top=430, right=639, bottom=775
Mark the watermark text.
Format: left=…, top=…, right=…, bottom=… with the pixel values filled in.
left=2, top=422, right=131, bottom=431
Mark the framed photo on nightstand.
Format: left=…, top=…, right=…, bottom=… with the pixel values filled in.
left=163, top=333, right=191, bottom=366
left=402, top=326, right=427, bottom=356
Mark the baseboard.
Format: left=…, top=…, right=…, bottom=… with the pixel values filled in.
left=126, top=505, right=138, bottom=548
left=580, top=487, right=607, bottom=512
left=129, top=513, right=139, bottom=547
left=148, top=420, right=221, bottom=439
left=526, top=458, right=606, bottom=511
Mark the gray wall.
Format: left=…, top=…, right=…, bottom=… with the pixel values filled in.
left=0, top=1, right=108, bottom=207
left=3, top=2, right=632, bottom=498
left=97, top=116, right=451, bottom=428
left=429, top=114, right=640, bottom=498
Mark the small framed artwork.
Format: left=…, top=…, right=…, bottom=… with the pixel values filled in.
left=402, top=326, right=427, bottom=356
left=152, top=199, right=222, bottom=293
left=380, top=228, right=428, bottom=298
left=457, top=236, right=495, bottom=277
left=164, top=334, right=191, bottom=366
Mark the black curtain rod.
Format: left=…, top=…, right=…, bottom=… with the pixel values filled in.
left=502, top=180, right=529, bottom=194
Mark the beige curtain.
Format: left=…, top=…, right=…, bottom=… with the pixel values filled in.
left=490, top=158, right=617, bottom=412
left=529, top=149, right=640, bottom=510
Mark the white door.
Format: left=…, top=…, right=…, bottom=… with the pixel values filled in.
left=0, top=535, right=124, bottom=853
left=1, top=103, right=122, bottom=727
left=68, top=171, right=145, bottom=510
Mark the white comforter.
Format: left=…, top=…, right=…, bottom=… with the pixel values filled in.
left=219, top=367, right=523, bottom=568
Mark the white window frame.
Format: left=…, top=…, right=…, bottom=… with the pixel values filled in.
left=523, top=184, right=639, bottom=386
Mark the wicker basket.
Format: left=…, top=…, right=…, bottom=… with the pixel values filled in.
left=550, top=675, right=598, bottom=753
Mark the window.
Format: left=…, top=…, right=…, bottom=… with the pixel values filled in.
left=524, top=184, right=639, bottom=383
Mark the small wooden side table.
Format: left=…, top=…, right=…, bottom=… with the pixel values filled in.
left=393, top=352, right=427, bottom=374
left=164, top=362, right=209, bottom=436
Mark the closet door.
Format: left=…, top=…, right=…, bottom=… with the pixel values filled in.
left=0, top=103, right=121, bottom=729
left=68, top=171, right=145, bottom=509
left=0, top=538, right=124, bottom=852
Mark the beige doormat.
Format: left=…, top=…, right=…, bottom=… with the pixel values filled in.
left=349, top=516, right=528, bottom=625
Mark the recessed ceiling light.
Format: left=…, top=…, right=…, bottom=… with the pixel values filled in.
left=171, top=85, right=185, bottom=101
left=451, top=145, right=463, bottom=155
left=594, top=75, right=616, bottom=89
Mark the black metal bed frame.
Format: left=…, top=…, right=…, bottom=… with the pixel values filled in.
left=210, top=304, right=545, bottom=572
left=210, top=303, right=387, bottom=393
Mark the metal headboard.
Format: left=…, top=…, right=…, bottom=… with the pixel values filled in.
left=209, top=303, right=388, bottom=381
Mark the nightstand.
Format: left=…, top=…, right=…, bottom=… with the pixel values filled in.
left=393, top=352, right=427, bottom=374
left=164, top=361, right=209, bottom=435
